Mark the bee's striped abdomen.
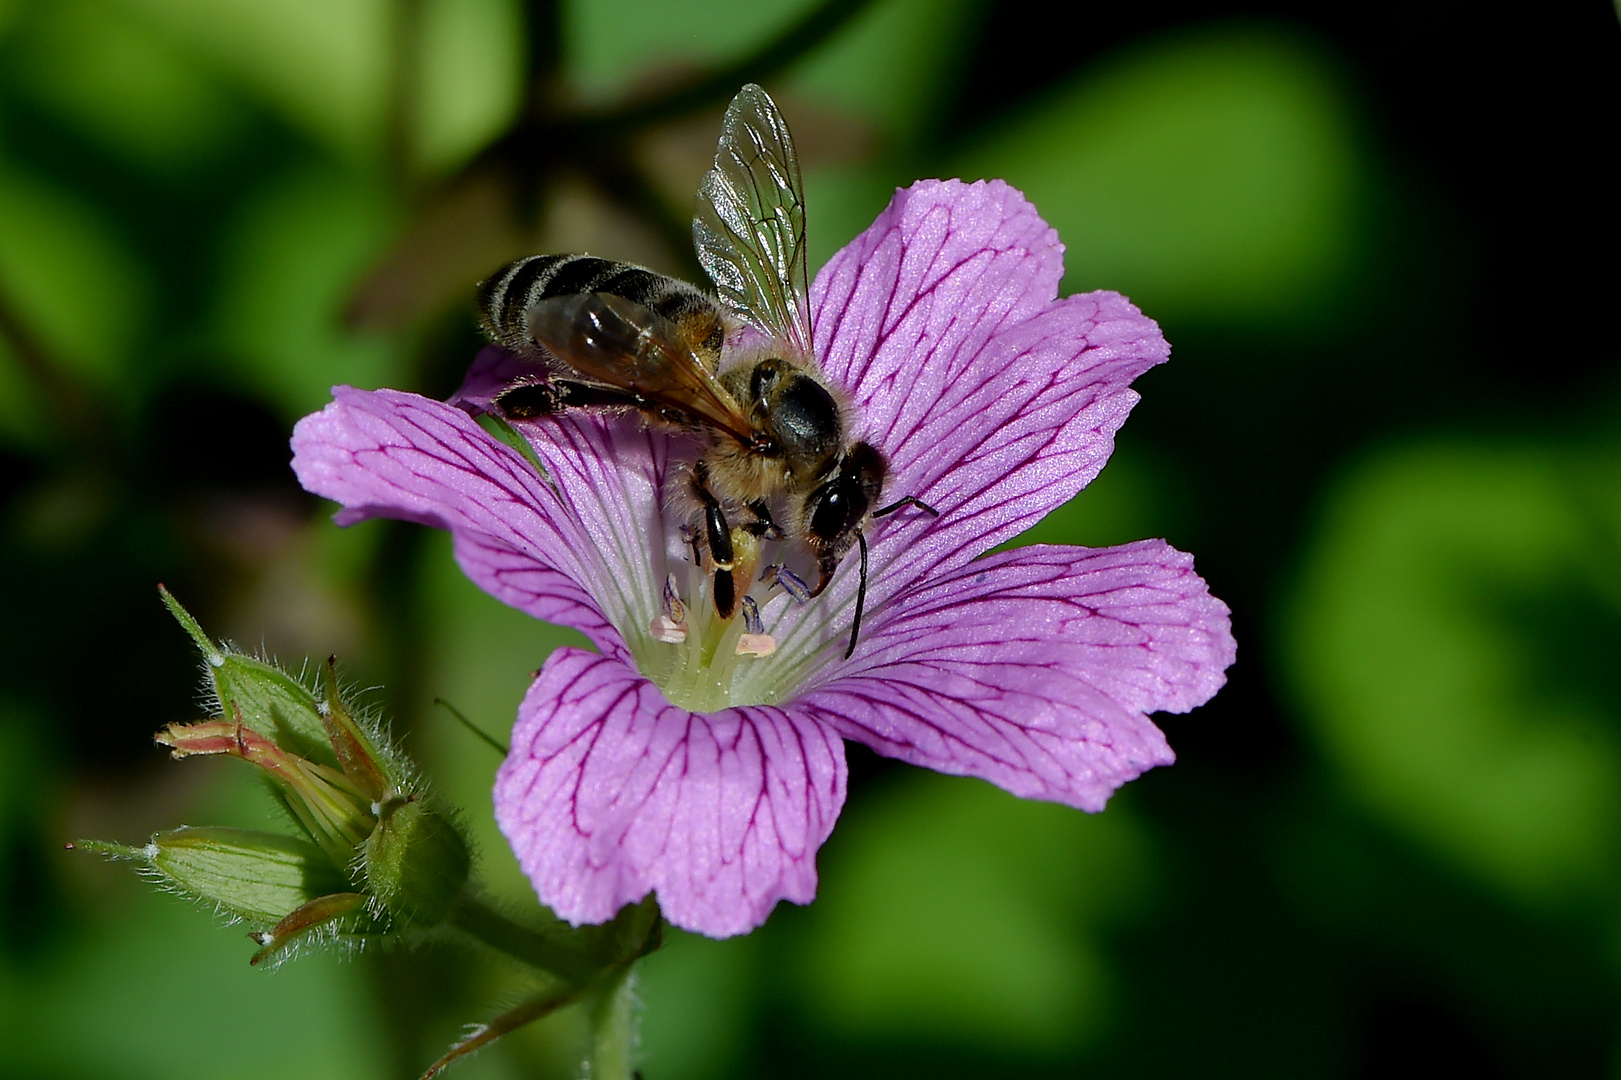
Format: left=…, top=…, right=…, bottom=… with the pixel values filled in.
left=478, top=254, right=727, bottom=366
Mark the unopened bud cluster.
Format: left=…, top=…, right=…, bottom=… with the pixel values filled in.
left=80, top=588, right=469, bottom=966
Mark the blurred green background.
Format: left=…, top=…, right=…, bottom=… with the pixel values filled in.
left=2, top=0, right=1618, bottom=1076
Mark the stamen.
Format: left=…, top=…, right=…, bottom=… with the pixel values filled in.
left=652, top=573, right=689, bottom=643
left=773, top=566, right=811, bottom=603
left=651, top=615, right=688, bottom=644
left=734, top=596, right=776, bottom=657
left=740, top=595, right=764, bottom=636
left=662, top=573, right=687, bottom=622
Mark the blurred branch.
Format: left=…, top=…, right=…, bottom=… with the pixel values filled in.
left=575, top=0, right=878, bottom=131
left=386, top=0, right=427, bottom=191
left=522, top=0, right=563, bottom=94
left=461, top=0, right=878, bottom=190
left=583, top=143, right=705, bottom=278
left=347, top=0, right=874, bottom=327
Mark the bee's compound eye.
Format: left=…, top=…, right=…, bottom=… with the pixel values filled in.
left=809, top=485, right=849, bottom=545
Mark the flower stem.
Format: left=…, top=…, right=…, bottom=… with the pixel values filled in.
left=446, top=895, right=656, bottom=1079
left=587, top=964, right=639, bottom=1080
left=448, top=895, right=600, bottom=984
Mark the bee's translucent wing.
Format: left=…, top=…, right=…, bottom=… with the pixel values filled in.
left=526, top=292, right=759, bottom=447
left=693, top=84, right=813, bottom=359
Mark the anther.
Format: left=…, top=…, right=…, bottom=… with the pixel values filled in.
left=741, top=595, right=764, bottom=636
left=662, top=573, right=687, bottom=622
left=652, top=573, right=689, bottom=643
left=773, top=566, right=811, bottom=603
left=735, top=596, right=777, bottom=657
left=650, top=616, right=688, bottom=643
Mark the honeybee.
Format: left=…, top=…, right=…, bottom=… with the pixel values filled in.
left=477, top=84, right=933, bottom=657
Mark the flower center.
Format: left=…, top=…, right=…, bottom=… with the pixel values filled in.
left=636, top=564, right=798, bottom=713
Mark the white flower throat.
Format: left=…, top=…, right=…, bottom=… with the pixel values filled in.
left=641, top=563, right=791, bottom=713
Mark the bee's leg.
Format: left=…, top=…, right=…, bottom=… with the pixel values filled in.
left=742, top=499, right=784, bottom=540
left=494, top=379, right=645, bottom=419
left=691, top=464, right=740, bottom=619
left=798, top=534, right=869, bottom=657
left=492, top=381, right=565, bottom=419
left=872, top=494, right=940, bottom=519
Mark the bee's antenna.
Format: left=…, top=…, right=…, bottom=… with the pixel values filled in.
left=845, top=531, right=869, bottom=660
left=873, top=494, right=939, bottom=519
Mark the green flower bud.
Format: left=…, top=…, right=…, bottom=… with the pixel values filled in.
left=74, top=828, right=389, bottom=965
left=364, top=795, right=470, bottom=927
left=248, top=891, right=371, bottom=966
left=139, top=590, right=476, bottom=935
left=154, top=588, right=411, bottom=868
left=79, top=587, right=507, bottom=978
left=76, top=827, right=351, bottom=924
left=155, top=710, right=375, bottom=867
left=160, top=586, right=338, bottom=769
left=318, top=656, right=395, bottom=801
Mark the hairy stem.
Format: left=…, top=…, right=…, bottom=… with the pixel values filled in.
left=449, top=895, right=602, bottom=984
left=587, top=965, right=639, bottom=1080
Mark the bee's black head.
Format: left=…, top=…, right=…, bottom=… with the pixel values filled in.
left=805, top=442, right=886, bottom=552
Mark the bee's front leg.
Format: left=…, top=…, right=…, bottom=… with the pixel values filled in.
left=742, top=499, right=784, bottom=540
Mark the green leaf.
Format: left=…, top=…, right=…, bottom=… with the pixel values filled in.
left=1283, top=441, right=1621, bottom=905
left=789, top=0, right=979, bottom=141
left=955, top=26, right=1360, bottom=326
left=5, top=0, right=245, bottom=173
left=214, top=165, right=400, bottom=418
left=563, top=0, right=817, bottom=103
left=415, top=0, right=524, bottom=173
left=117, top=0, right=391, bottom=160
left=792, top=772, right=1152, bottom=1051
left=0, top=164, right=147, bottom=399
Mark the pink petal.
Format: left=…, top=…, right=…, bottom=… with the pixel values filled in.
left=447, top=344, right=543, bottom=413
left=451, top=531, right=619, bottom=647
left=810, top=179, right=1170, bottom=606
left=799, top=540, right=1234, bottom=811
left=495, top=649, right=848, bottom=937
left=290, top=387, right=658, bottom=661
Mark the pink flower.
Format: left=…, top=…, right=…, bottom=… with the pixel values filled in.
left=291, top=179, right=1235, bottom=938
